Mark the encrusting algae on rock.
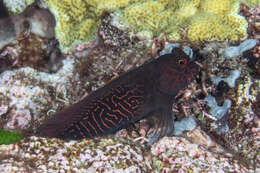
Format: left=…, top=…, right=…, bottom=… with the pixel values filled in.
left=40, top=0, right=259, bottom=52
left=0, top=130, right=24, bottom=145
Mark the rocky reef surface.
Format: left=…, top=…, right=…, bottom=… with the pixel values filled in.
left=0, top=1, right=259, bottom=172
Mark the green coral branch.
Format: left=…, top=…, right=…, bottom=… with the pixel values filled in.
left=0, top=130, right=24, bottom=145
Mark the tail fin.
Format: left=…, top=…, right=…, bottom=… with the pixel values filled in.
left=37, top=100, right=89, bottom=139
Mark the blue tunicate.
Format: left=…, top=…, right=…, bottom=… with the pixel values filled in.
left=220, top=39, right=258, bottom=58
left=160, top=44, right=193, bottom=59
left=215, top=122, right=229, bottom=135
left=239, top=39, right=258, bottom=54
left=204, top=95, right=232, bottom=135
left=183, top=46, right=193, bottom=60
left=159, top=43, right=180, bottom=56
left=172, top=117, right=197, bottom=136
left=212, top=70, right=240, bottom=88
left=221, top=46, right=240, bottom=58
left=147, top=117, right=197, bottom=145
left=204, top=95, right=232, bottom=120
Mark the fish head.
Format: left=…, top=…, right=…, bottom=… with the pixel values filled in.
left=156, top=47, right=199, bottom=96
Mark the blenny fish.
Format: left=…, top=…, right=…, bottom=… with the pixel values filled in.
left=38, top=47, right=199, bottom=140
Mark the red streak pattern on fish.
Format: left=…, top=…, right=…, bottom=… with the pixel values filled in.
left=38, top=48, right=199, bottom=140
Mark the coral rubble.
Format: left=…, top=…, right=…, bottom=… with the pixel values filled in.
left=0, top=136, right=255, bottom=172
left=0, top=57, right=81, bottom=131
left=0, top=136, right=153, bottom=172
left=151, top=137, right=252, bottom=172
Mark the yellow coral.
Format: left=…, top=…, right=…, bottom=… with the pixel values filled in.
left=239, top=0, right=260, bottom=7
left=44, top=0, right=96, bottom=52
left=78, top=19, right=96, bottom=40
left=44, top=0, right=138, bottom=52
left=200, top=0, right=231, bottom=14
left=187, top=13, right=231, bottom=41
left=123, top=0, right=201, bottom=39
left=167, top=30, right=182, bottom=41
left=123, top=1, right=174, bottom=33
left=224, top=2, right=248, bottom=40
left=122, top=0, right=252, bottom=42
left=187, top=1, right=248, bottom=41
left=92, top=0, right=137, bottom=16
left=157, top=0, right=171, bottom=6
left=45, top=0, right=144, bottom=52
left=174, top=1, right=198, bottom=18
left=44, top=0, right=256, bottom=52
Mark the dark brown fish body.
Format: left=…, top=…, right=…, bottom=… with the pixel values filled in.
left=38, top=48, right=199, bottom=140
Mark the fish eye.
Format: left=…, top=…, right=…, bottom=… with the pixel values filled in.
left=178, top=59, right=186, bottom=65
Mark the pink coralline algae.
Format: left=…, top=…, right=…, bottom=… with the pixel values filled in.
left=151, top=137, right=253, bottom=172
left=0, top=136, right=153, bottom=172
left=0, top=58, right=81, bottom=132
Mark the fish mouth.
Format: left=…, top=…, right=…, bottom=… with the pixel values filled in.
left=190, top=61, right=200, bottom=73
left=186, top=62, right=200, bottom=82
